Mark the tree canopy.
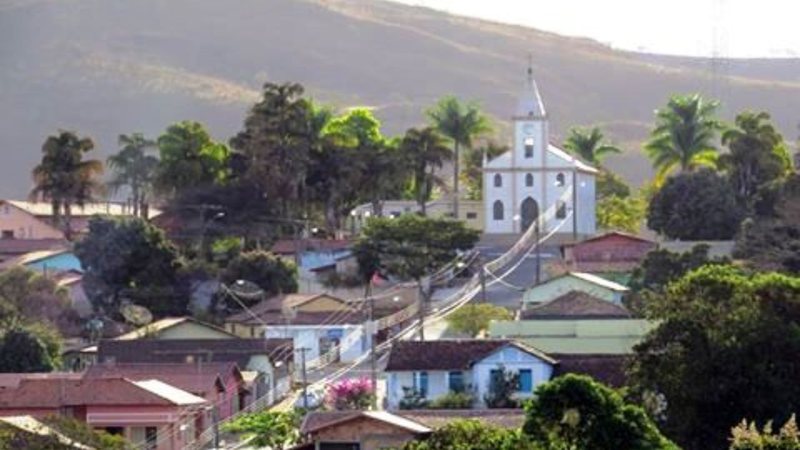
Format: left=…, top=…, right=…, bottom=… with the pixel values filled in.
left=647, top=169, right=742, bottom=240
left=220, top=250, right=298, bottom=309
left=644, top=94, right=722, bottom=182
left=446, top=303, right=512, bottom=337
left=400, top=127, right=452, bottom=215
left=524, top=374, right=678, bottom=450
left=107, top=133, right=159, bottom=218
left=155, top=121, right=229, bottom=198
left=563, top=126, right=621, bottom=165
left=402, top=419, right=538, bottom=450
left=75, top=216, right=184, bottom=317
left=629, top=265, right=800, bottom=450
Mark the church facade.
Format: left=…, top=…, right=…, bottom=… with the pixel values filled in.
left=483, top=67, right=597, bottom=236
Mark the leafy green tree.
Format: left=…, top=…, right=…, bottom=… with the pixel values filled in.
left=734, top=174, right=800, bottom=273
left=107, top=133, right=159, bottom=218
left=400, top=127, right=452, bottom=215
left=596, top=195, right=646, bottom=233
left=222, top=410, right=300, bottom=450
left=629, top=265, right=800, bottom=450
left=75, top=217, right=184, bottom=316
left=353, top=215, right=479, bottom=340
left=427, top=96, right=491, bottom=217
left=730, top=415, right=800, bottom=450
left=647, top=169, right=742, bottom=240
left=524, top=374, right=677, bottom=450
left=597, top=170, right=632, bottom=199
left=644, top=94, right=722, bottom=182
left=0, top=328, right=57, bottom=372
left=155, top=121, right=229, bottom=198
left=484, top=365, right=520, bottom=409
left=446, top=303, right=512, bottom=337
left=563, top=126, right=621, bottom=165
left=221, top=251, right=297, bottom=309
left=721, top=111, right=793, bottom=211
left=230, top=82, right=312, bottom=217
left=628, top=244, right=723, bottom=294
left=0, top=266, right=75, bottom=333
left=402, top=419, right=540, bottom=450
left=31, top=130, right=104, bottom=239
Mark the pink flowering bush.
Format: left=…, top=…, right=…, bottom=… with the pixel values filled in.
left=325, top=377, right=375, bottom=410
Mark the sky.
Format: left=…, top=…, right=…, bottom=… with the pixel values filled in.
left=391, top=0, right=800, bottom=58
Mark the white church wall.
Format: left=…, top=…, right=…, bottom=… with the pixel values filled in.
left=484, top=171, right=513, bottom=233
left=576, top=172, right=597, bottom=235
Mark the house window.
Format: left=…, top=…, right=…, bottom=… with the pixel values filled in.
left=145, top=427, right=157, bottom=450
left=413, top=371, right=429, bottom=397
left=466, top=212, right=477, bottom=220
left=519, top=369, right=533, bottom=392
left=1, top=230, right=13, bottom=239
left=556, top=172, right=566, bottom=187
left=524, top=137, right=534, bottom=158
left=493, top=173, right=502, bottom=187
left=525, top=173, right=534, bottom=187
left=448, top=371, right=465, bottom=393
left=492, top=201, right=504, bottom=221
left=556, top=201, right=567, bottom=219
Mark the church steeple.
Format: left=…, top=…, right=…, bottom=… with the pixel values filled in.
left=515, top=56, right=546, bottom=118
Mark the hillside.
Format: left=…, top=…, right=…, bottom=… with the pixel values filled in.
left=2, top=0, right=800, bottom=197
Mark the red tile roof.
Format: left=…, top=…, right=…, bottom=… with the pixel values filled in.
left=520, top=290, right=631, bottom=320
left=97, top=338, right=294, bottom=366
left=301, top=409, right=525, bottom=434
left=0, top=377, right=200, bottom=408
left=85, top=362, right=240, bottom=397
left=552, top=354, right=629, bottom=387
left=385, top=339, right=556, bottom=371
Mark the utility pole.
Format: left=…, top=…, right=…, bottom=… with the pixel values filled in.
left=297, top=347, right=310, bottom=409
left=367, top=281, right=377, bottom=410
left=535, top=222, right=542, bottom=285
left=212, top=406, right=220, bottom=449
left=480, top=263, right=487, bottom=303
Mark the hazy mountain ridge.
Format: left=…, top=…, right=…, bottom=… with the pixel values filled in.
left=1, top=0, right=799, bottom=197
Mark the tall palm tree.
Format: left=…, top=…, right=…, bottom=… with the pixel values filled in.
left=107, top=133, right=159, bottom=218
left=644, top=94, right=722, bottom=183
left=563, top=126, right=621, bottom=165
left=400, top=127, right=453, bottom=216
left=31, top=131, right=103, bottom=239
left=427, top=96, right=491, bottom=218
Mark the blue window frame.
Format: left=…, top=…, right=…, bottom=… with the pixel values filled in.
left=519, top=369, right=533, bottom=392
left=414, top=371, right=429, bottom=397
left=448, top=371, right=465, bottom=393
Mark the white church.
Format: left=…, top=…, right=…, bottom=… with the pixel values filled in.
left=483, top=66, right=598, bottom=236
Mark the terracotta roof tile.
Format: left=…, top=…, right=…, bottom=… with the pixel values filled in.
left=97, top=338, right=293, bottom=366
left=385, top=339, right=555, bottom=371
left=553, top=354, right=629, bottom=387
left=520, top=290, right=631, bottom=320
left=85, top=362, right=239, bottom=397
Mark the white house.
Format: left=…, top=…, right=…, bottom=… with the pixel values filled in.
left=522, top=272, right=629, bottom=306
left=385, top=339, right=556, bottom=409
left=483, top=65, right=597, bottom=236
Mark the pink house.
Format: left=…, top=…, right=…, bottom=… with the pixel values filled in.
left=0, top=375, right=207, bottom=450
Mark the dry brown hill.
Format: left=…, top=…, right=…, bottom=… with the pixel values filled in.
left=1, top=0, right=799, bottom=196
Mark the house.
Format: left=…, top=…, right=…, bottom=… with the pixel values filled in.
left=298, top=409, right=525, bottom=450
left=559, top=231, right=657, bottom=283
left=271, top=240, right=355, bottom=292
left=96, top=338, right=294, bottom=404
left=349, top=198, right=484, bottom=233
left=519, top=290, right=631, bottom=320
left=86, top=362, right=247, bottom=421
left=489, top=318, right=654, bottom=355
left=482, top=65, right=597, bottom=236
left=1, top=200, right=160, bottom=237
left=384, top=339, right=556, bottom=410
left=522, top=272, right=629, bottom=306
left=0, top=375, right=206, bottom=450
left=225, top=294, right=368, bottom=368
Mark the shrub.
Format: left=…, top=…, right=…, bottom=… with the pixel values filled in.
left=730, top=415, right=800, bottom=450
left=325, top=377, right=374, bottom=410
left=399, top=387, right=428, bottom=410
left=429, top=391, right=474, bottom=409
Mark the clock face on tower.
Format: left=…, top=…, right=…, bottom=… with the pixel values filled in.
left=523, top=124, right=535, bottom=134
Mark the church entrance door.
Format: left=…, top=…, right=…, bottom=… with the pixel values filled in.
left=520, top=197, right=539, bottom=232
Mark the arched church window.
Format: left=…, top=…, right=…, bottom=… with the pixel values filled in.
left=556, top=201, right=567, bottom=219
left=525, top=173, right=534, bottom=187
left=494, top=174, right=503, bottom=187
left=493, top=200, right=504, bottom=221
left=524, top=137, right=534, bottom=158
left=555, top=172, right=565, bottom=187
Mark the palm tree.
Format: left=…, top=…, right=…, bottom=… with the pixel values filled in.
left=31, top=131, right=103, bottom=239
left=563, top=126, right=621, bottom=165
left=107, top=133, right=159, bottom=218
left=644, top=94, right=722, bottom=182
left=427, top=96, right=491, bottom=218
left=400, top=127, right=453, bottom=216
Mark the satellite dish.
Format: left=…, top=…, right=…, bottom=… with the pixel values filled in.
left=120, top=303, right=153, bottom=327
left=228, top=279, right=265, bottom=301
